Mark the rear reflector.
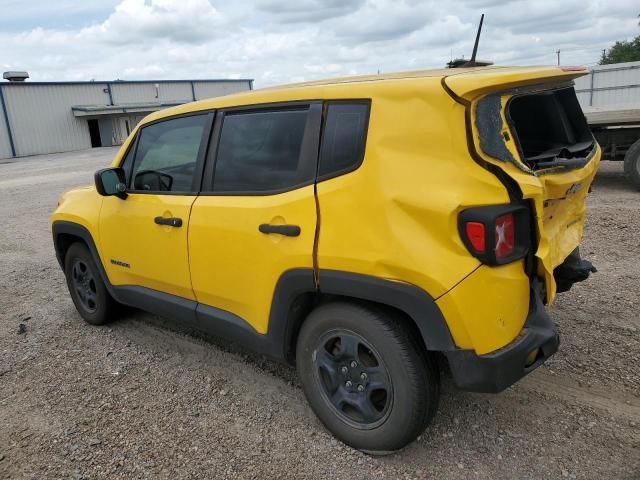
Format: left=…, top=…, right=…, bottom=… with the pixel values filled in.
left=465, top=222, right=486, bottom=252
left=494, top=213, right=514, bottom=258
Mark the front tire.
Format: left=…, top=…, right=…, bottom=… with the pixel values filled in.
left=64, top=242, right=117, bottom=325
left=296, top=302, right=439, bottom=454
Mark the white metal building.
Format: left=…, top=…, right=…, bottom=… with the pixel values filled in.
left=0, top=76, right=252, bottom=160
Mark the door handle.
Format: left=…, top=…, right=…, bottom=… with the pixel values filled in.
left=259, top=224, right=301, bottom=237
left=154, top=216, right=183, bottom=227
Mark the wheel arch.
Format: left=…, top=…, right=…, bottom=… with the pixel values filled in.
left=52, top=221, right=111, bottom=289
left=270, top=269, right=456, bottom=364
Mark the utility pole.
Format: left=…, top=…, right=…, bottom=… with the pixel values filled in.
left=556, top=49, right=560, bottom=65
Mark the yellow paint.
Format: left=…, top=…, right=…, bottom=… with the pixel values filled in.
left=188, top=187, right=317, bottom=334
left=52, top=65, right=597, bottom=356
left=436, top=262, right=531, bottom=354
left=52, top=185, right=103, bottom=239
left=99, top=194, right=197, bottom=300
left=314, top=81, right=507, bottom=300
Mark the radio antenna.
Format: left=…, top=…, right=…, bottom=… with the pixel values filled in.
left=446, top=14, right=493, bottom=68
left=468, top=14, right=484, bottom=66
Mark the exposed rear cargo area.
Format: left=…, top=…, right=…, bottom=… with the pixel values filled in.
left=508, top=88, right=595, bottom=170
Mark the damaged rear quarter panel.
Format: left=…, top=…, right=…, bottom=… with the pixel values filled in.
left=470, top=86, right=601, bottom=303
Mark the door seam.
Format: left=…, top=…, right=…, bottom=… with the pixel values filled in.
left=186, top=196, right=199, bottom=301
left=312, top=182, right=321, bottom=288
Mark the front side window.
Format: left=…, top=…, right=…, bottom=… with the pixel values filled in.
left=129, top=114, right=208, bottom=193
left=212, top=108, right=311, bottom=193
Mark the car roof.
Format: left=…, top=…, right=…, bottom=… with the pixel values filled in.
left=142, top=65, right=585, bottom=125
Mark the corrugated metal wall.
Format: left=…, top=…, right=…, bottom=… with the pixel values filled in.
left=111, top=82, right=193, bottom=104
left=0, top=80, right=251, bottom=159
left=2, top=84, right=107, bottom=157
left=0, top=87, right=13, bottom=159
left=194, top=80, right=251, bottom=99
left=575, top=61, right=640, bottom=109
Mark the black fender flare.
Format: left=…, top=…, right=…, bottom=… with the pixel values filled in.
left=52, top=220, right=113, bottom=290
left=267, top=269, right=456, bottom=362
left=315, top=270, right=455, bottom=351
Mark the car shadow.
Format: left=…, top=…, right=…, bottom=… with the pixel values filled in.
left=113, top=307, right=542, bottom=464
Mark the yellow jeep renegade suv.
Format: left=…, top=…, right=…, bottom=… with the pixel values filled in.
left=52, top=66, right=599, bottom=453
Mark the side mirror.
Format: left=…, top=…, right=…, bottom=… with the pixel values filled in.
left=95, top=168, right=128, bottom=199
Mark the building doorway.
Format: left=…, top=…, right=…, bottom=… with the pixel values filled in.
left=88, top=119, right=102, bottom=148
left=112, top=115, right=144, bottom=145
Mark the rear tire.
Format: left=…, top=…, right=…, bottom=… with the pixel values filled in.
left=64, top=242, right=117, bottom=325
left=296, top=301, right=439, bottom=454
left=623, top=138, right=640, bottom=190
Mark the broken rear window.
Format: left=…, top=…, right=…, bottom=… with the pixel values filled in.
left=507, top=88, right=594, bottom=171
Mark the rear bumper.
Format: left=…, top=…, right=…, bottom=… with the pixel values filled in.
left=444, top=280, right=559, bottom=393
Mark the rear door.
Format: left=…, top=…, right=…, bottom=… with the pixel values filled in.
left=99, top=112, right=213, bottom=299
left=188, top=102, right=321, bottom=333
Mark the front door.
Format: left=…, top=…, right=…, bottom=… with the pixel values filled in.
left=189, top=103, right=321, bottom=333
left=99, top=112, right=213, bottom=299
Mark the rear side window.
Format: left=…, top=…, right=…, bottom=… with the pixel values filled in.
left=213, top=108, right=311, bottom=193
left=129, top=114, right=208, bottom=193
left=318, top=102, right=369, bottom=179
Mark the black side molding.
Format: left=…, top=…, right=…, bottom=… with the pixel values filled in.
left=52, top=221, right=458, bottom=364
left=51, top=221, right=317, bottom=362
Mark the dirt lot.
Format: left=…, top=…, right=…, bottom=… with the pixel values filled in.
left=0, top=148, right=638, bottom=479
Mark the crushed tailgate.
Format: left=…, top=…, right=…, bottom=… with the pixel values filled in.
left=443, top=66, right=600, bottom=303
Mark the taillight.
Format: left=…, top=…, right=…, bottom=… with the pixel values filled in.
left=494, top=213, right=514, bottom=259
left=459, top=205, right=530, bottom=265
left=465, top=222, right=485, bottom=252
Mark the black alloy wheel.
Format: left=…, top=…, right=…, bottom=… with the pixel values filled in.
left=64, top=242, right=117, bottom=325
left=71, top=259, right=98, bottom=313
left=314, top=330, right=393, bottom=429
left=297, top=302, right=440, bottom=454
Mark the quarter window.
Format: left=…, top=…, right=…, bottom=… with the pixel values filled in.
left=120, top=139, right=136, bottom=185
left=318, top=103, right=369, bottom=178
left=212, top=108, right=311, bottom=193
left=129, top=114, right=208, bottom=193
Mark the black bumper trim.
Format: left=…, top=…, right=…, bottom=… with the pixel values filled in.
left=445, top=281, right=559, bottom=393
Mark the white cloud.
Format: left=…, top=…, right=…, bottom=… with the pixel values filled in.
left=82, top=0, right=226, bottom=44
left=257, top=0, right=366, bottom=23
left=0, top=0, right=638, bottom=86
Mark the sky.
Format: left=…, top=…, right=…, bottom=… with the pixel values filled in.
left=0, top=0, right=638, bottom=87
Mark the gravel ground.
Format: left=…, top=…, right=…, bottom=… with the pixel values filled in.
left=0, top=148, right=638, bottom=479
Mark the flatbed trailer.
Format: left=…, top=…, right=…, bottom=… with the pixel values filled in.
left=575, top=61, right=640, bottom=189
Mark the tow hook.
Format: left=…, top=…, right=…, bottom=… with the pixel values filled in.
left=554, top=247, right=597, bottom=293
